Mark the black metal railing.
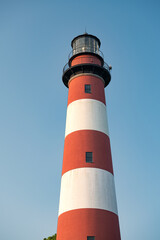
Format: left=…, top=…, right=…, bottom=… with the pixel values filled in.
left=63, top=62, right=70, bottom=73
left=103, top=62, right=111, bottom=71
left=68, top=46, right=104, bottom=59
left=63, top=57, right=110, bottom=74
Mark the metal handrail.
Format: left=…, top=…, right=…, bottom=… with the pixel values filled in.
left=103, top=62, right=110, bottom=71
left=68, top=46, right=104, bottom=59
left=63, top=59, right=110, bottom=74
left=63, top=62, right=70, bottom=73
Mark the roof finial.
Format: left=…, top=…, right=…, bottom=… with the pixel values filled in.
left=84, top=27, right=88, bottom=34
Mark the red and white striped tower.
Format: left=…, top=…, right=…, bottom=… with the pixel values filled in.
left=57, top=33, right=121, bottom=240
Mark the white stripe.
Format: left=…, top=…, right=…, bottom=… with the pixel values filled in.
left=58, top=168, right=118, bottom=216
left=65, top=99, right=109, bottom=137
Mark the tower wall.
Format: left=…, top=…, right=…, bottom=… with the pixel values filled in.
left=57, top=34, right=121, bottom=240
left=68, top=75, right=105, bottom=105
left=71, top=55, right=102, bottom=67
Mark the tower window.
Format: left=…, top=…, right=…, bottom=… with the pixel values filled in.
left=86, top=152, right=93, bottom=163
left=87, top=237, right=95, bottom=240
left=85, top=84, right=91, bottom=93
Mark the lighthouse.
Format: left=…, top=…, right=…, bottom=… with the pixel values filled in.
left=56, top=33, right=121, bottom=240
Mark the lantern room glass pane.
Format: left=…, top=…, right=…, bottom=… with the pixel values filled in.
left=73, top=36, right=99, bottom=55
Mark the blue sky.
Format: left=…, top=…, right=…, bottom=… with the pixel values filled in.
left=0, top=0, right=160, bottom=239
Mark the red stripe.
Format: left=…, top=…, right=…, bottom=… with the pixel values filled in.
left=68, top=75, right=106, bottom=106
left=57, top=208, right=121, bottom=240
left=62, top=130, right=113, bottom=175
left=71, top=54, right=102, bottom=67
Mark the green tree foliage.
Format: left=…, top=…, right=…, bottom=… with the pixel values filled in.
left=43, top=234, right=56, bottom=240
